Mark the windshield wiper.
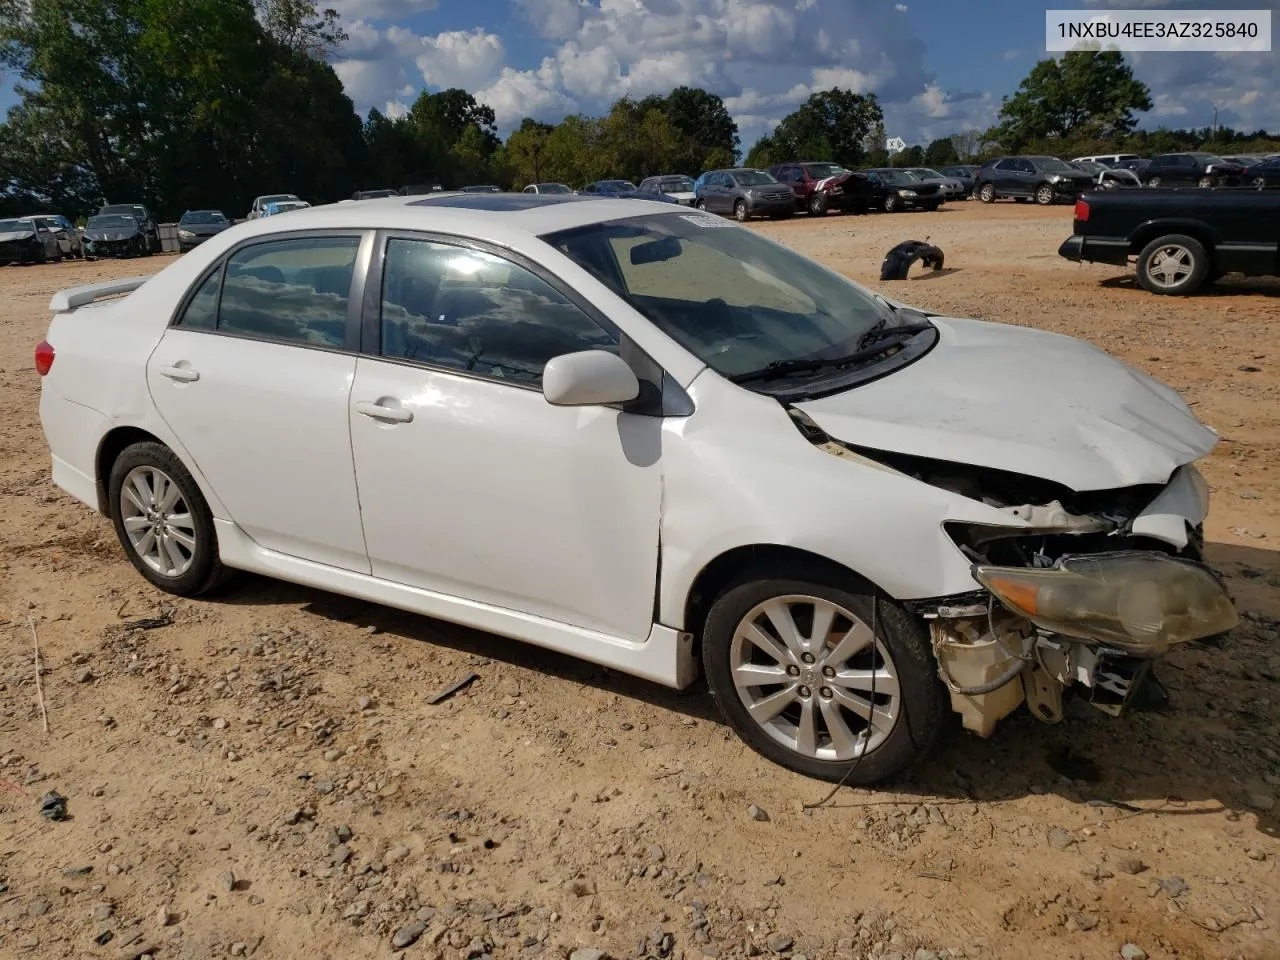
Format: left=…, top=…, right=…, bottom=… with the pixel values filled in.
left=729, top=322, right=933, bottom=385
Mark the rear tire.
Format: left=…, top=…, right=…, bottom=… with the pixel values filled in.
left=1196, top=176, right=1213, bottom=189
left=108, top=442, right=229, bottom=597
left=701, top=568, right=947, bottom=785
left=1135, top=234, right=1210, bottom=296
left=978, top=183, right=995, bottom=203
left=695, top=199, right=706, bottom=211
left=1148, top=176, right=1162, bottom=188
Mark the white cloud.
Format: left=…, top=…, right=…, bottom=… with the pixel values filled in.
left=330, top=0, right=439, bottom=19
left=894, top=3, right=908, bottom=11
left=416, top=28, right=506, bottom=90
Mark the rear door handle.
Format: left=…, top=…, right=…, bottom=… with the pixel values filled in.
left=355, top=400, right=413, bottom=423
left=159, top=364, right=199, bottom=382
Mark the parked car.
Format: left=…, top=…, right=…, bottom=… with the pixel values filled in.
left=858, top=169, right=943, bottom=212
left=82, top=213, right=149, bottom=258
left=768, top=162, right=870, bottom=215
left=260, top=200, right=311, bottom=217
left=522, top=183, right=573, bottom=195
left=1245, top=155, right=1280, bottom=188
left=36, top=193, right=1236, bottom=785
left=696, top=168, right=795, bottom=220
left=637, top=175, right=698, bottom=206
left=30, top=214, right=84, bottom=258
left=0, top=216, right=61, bottom=263
left=1139, top=153, right=1246, bottom=188
left=352, top=189, right=399, bottom=200
left=247, top=194, right=301, bottom=219
left=99, top=203, right=159, bottom=252
left=901, top=167, right=967, bottom=201
left=401, top=184, right=445, bottom=195
left=578, top=180, right=679, bottom=204
left=939, top=164, right=979, bottom=197
left=460, top=185, right=503, bottom=193
left=1118, top=158, right=1151, bottom=176
left=1071, top=153, right=1141, bottom=168
left=177, top=210, right=232, bottom=252
left=973, top=156, right=1095, bottom=205
left=1059, top=189, right=1280, bottom=295
left=1069, top=161, right=1142, bottom=190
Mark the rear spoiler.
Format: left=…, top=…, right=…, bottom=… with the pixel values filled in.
left=49, top=275, right=153, bottom=314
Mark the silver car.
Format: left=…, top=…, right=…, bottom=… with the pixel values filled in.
left=903, top=167, right=967, bottom=201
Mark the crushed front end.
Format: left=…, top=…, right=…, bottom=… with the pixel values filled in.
left=906, top=458, right=1238, bottom=735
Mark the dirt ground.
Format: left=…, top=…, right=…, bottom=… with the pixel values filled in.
left=2, top=202, right=1278, bottom=960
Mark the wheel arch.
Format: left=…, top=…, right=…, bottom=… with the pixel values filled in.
left=94, top=424, right=225, bottom=521
left=681, top=544, right=883, bottom=657
left=1128, top=219, right=1220, bottom=258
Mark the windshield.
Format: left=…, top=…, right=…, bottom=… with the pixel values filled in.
left=876, top=169, right=921, bottom=185
left=732, top=170, right=777, bottom=186
left=259, top=194, right=297, bottom=205
left=802, top=164, right=846, bottom=179
left=543, top=212, right=895, bottom=382
left=1189, top=153, right=1227, bottom=164
left=1029, top=157, right=1076, bottom=172
left=657, top=177, right=695, bottom=192
left=0, top=218, right=34, bottom=231
left=87, top=215, right=135, bottom=229
left=598, top=180, right=636, bottom=192
left=100, top=205, right=143, bottom=217
left=180, top=211, right=227, bottom=224
left=537, top=183, right=572, bottom=194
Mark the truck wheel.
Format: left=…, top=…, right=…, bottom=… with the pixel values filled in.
left=978, top=183, right=995, bottom=203
left=1034, top=184, right=1055, bottom=205
left=808, top=193, right=828, bottom=216
left=701, top=569, right=946, bottom=785
left=1136, top=234, right=1209, bottom=296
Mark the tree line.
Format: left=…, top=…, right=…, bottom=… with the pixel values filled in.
left=2, top=2, right=1276, bottom=221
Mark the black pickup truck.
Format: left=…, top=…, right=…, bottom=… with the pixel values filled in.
left=1058, top=189, right=1280, bottom=295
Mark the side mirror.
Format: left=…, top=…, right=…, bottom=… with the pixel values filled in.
left=542, top=350, right=639, bottom=407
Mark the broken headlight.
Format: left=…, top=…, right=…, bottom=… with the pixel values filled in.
left=973, top=551, right=1237, bottom=656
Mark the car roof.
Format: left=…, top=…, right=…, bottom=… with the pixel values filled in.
left=211, top=193, right=693, bottom=240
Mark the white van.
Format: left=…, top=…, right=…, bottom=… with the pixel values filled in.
left=1071, top=154, right=1141, bottom=167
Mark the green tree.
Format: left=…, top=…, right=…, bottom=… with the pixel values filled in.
left=897, top=145, right=924, bottom=166
left=497, top=118, right=555, bottom=187
left=986, top=49, right=1152, bottom=151
left=923, top=137, right=958, bottom=166
left=743, top=134, right=780, bottom=170
left=662, top=86, right=739, bottom=172
left=254, top=0, right=346, bottom=58
left=768, top=89, right=884, bottom=168
left=948, top=130, right=983, bottom=162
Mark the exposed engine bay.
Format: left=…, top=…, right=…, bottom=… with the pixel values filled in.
left=788, top=407, right=1239, bottom=736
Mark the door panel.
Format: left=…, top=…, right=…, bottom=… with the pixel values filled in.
left=148, top=332, right=368, bottom=571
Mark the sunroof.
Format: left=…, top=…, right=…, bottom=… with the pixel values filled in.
left=409, top=193, right=607, bottom=211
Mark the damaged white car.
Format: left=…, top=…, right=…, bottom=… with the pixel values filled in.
left=36, top=193, right=1238, bottom=785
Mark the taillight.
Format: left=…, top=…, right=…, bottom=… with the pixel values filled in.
left=1074, top=198, right=1090, bottom=222
left=35, top=339, right=54, bottom=376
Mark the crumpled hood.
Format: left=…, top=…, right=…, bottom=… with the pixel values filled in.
left=85, top=228, right=138, bottom=241
left=794, top=317, right=1218, bottom=491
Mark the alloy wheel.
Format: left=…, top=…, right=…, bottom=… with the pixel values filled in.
left=118, top=466, right=197, bottom=578
left=1146, top=243, right=1196, bottom=290
left=728, top=595, right=901, bottom=762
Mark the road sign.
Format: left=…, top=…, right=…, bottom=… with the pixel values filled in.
left=886, top=137, right=907, bottom=153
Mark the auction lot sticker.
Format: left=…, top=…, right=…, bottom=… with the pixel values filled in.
left=1045, top=8, right=1271, bottom=52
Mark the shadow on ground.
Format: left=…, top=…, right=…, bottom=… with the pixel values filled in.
left=207, top=540, right=1280, bottom=840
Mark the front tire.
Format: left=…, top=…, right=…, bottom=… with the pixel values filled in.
left=108, top=442, right=228, bottom=596
left=1147, top=176, right=1162, bottom=188
left=1034, top=183, right=1055, bottom=205
left=1135, top=234, right=1210, bottom=296
left=695, top=199, right=706, bottom=211
left=883, top=194, right=900, bottom=213
left=978, top=183, right=995, bottom=203
left=808, top=192, right=828, bottom=216
left=1196, top=175, right=1213, bottom=189
left=701, top=570, right=946, bottom=785
left=734, top=200, right=748, bottom=222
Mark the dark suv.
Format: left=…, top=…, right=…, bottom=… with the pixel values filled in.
left=973, top=156, right=1095, bottom=205
left=1140, top=153, right=1246, bottom=188
left=768, top=161, right=870, bottom=215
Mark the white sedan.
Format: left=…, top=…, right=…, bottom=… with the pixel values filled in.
left=36, top=191, right=1237, bottom=785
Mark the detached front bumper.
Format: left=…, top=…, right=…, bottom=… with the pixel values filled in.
left=975, top=551, right=1238, bottom=656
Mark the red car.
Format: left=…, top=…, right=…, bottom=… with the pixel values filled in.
left=769, top=162, right=872, bottom=216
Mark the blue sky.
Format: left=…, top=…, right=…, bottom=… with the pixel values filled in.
left=4, top=0, right=1278, bottom=148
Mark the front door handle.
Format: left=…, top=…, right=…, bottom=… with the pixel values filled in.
left=355, top=400, right=413, bottom=423
left=159, top=364, right=199, bottom=382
